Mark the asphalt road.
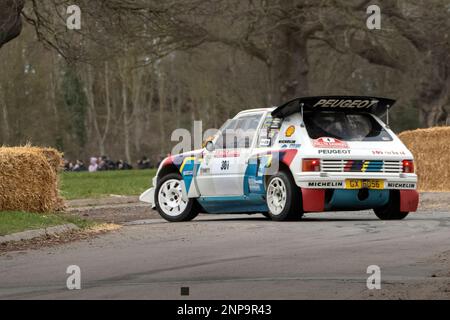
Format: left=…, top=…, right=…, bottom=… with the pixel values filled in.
left=1, top=209, right=450, bottom=299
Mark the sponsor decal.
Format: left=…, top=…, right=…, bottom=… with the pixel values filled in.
left=271, top=118, right=282, bottom=129
left=281, top=144, right=288, bottom=149
left=259, top=138, right=271, bottom=147
left=279, top=139, right=296, bottom=144
left=214, top=150, right=240, bottom=158
left=313, top=137, right=349, bottom=149
left=313, top=99, right=379, bottom=109
left=387, top=182, right=416, bottom=189
left=269, top=129, right=279, bottom=138
left=285, top=125, right=296, bottom=137
left=318, top=149, right=351, bottom=155
left=308, top=181, right=344, bottom=188
left=248, top=177, right=263, bottom=192
left=372, top=150, right=407, bottom=156
left=289, top=143, right=301, bottom=148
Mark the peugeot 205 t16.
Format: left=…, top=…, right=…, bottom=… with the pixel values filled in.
left=140, top=96, right=419, bottom=222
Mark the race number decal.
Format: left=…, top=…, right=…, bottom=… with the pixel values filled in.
left=220, top=160, right=230, bottom=171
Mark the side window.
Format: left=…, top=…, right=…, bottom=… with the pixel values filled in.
left=215, top=114, right=262, bottom=149
left=235, top=114, right=262, bottom=148
left=214, top=119, right=238, bottom=149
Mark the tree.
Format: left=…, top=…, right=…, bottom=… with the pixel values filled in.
left=1, top=0, right=448, bottom=163
left=0, top=0, right=25, bottom=48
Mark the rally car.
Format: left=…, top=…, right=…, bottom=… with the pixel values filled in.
left=140, top=96, right=419, bottom=222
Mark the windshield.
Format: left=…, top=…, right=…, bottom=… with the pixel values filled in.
left=303, top=112, right=392, bottom=141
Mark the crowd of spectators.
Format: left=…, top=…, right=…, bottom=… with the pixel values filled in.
left=63, top=155, right=155, bottom=172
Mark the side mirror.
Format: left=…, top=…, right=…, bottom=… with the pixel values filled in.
left=202, top=135, right=214, bottom=148
left=205, top=141, right=214, bottom=152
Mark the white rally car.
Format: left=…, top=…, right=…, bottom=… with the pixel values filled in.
left=140, top=96, right=419, bottom=222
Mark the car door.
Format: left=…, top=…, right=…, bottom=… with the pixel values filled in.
left=196, top=113, right=264, bottom=197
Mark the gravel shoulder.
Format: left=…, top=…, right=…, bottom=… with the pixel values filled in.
left=66, top=195, right=157, bottom=223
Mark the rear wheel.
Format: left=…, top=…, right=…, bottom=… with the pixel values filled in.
left=373, top=190, right=409, bottom=220
left=266, top=171, right=303, bottom=221
left=155, top=173, right=199, bottom=222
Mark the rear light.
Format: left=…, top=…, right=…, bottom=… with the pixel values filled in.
left=302, top=159, right=321, bottom=172
left=402, top=160, right=414, bottom=173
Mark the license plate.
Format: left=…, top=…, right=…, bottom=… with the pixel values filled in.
left=345, top=179, right=384, bottom=190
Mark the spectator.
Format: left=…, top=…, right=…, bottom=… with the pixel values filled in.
left=88, top=157, right=98, bottom=172
left=98, top=156, right=108, bottom=171
left=72, top=160, right=87, bottom=172
left=137, top=156, right=151, bottom=169
left=104, top=156, right=117, bottom=170
left=117, top=160, right=133, bottom=170
left=63, top=159, right=74, bottom=172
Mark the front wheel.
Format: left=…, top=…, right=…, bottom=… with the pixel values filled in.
left=155, top=173, right=199, bottom=222
left=373, top=190, right=409, bottom=220
left=266, top=171, right=303, bottom=221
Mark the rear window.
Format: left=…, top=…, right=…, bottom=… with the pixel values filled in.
left=303, top=112, right=392, bottom=141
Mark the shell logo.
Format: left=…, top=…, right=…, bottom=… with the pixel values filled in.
left=285, top=125, right=296, bottom=137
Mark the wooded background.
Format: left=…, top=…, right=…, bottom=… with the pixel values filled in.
left=0, top=0, right=449, bottom=163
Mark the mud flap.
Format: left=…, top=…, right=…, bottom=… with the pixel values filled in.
left=302, top=188, right=325, bottom=212
left=400, top=190, right=419, bottom=212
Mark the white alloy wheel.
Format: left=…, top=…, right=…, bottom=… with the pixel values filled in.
left=267, top=177, right=287, bottom=215
left=157, top=179, right=188, bottom=217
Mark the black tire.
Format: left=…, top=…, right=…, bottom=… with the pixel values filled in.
left=373, top=190, right=409, bottom=220
left=155, top=173, right=199, bottom=222
left=266, top=171, right=303, bottom=221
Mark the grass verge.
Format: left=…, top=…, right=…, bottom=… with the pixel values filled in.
left=59, top=169, right=156, bottom=200
left=0, top=211, right=95, bottom=236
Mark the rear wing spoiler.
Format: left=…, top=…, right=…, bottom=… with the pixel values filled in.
left=271, top=96, right=396, bottom=118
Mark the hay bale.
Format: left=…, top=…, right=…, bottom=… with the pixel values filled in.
left=0, top=146, right=64, bottom=213
left=399, top=127, right=450, bottom=191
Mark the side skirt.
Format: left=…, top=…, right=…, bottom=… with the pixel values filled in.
left=197, top=195, right=268, bottom=214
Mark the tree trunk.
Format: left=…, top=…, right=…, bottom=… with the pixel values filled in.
left=418, top=79, right=450, bottom=127
left=49, top=51, right=61, bottom=148
left=158, top=72, right=166, bottom=156
left=269, top=30, right=309, bottom=105
left=102, top=61, right=112, bottom=154
left=0, top=84, right=9, bottom=143
left=122, top=76, right=131, bottom=164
